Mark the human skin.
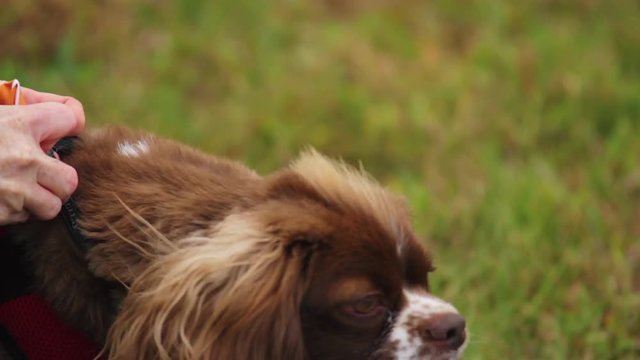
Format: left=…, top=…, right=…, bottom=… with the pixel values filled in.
left=0, top=86, right=85, bottom=225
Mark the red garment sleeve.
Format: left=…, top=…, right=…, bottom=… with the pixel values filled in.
left=0, top=227, right=103, bottom=360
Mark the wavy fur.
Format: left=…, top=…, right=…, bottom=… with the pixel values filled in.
left=10, top=127, right=464, bottom=360
left=108, top=212, right=310, bottom=359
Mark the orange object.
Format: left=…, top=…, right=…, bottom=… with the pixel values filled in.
left=0, top=79, right=27, bottom=105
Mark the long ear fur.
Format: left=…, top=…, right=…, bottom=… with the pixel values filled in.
left=106, top=211, right=312, bottom=360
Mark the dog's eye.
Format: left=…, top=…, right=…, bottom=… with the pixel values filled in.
left=342, top=295, right=386, bottom=317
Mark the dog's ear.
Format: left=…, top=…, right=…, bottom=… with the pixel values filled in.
left=285, top=234, right=328, bottom=276
left=105, top=210, right=319, bottom=360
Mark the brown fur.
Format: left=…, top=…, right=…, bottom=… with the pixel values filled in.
left=11, top=126, right=433, bottom=359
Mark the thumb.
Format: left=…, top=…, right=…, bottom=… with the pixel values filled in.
left=20, top=102, right=80, bottom=149
left=21, top=87, right=85, bottom=135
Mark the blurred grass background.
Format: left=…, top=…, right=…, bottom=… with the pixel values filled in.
left=2, top=0, right=639, bottom=358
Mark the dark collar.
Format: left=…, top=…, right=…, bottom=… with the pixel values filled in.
left=47, top=137, right=96, bottom=254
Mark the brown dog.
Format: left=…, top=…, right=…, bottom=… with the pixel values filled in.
left=11, top=127, right=467, bottom=359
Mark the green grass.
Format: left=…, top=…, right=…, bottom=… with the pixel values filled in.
left=2, top=0, right=639, bottom=358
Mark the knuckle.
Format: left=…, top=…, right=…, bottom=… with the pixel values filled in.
left=65, top=96, right=83, bottom=110
left=13, top=212, right=29, bottom=223
left=40, top=155, right=62, bottom=175
left=4, top=149, right=42, bottom=172
left=0, top=208, right=9, bottom=225
left=28, top=156, right=43, bottom=171
left=0, top=204, right=28, bottom=225
left=0, top=182, right=26, bottom=211
left=21, top=152, right=42, bottom=169
left=41, top=198, right=62, bottom=220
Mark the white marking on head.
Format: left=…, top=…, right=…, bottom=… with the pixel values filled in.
left=386, top=289, right=468, bottom=360
left=117, top=139, right=150, bottom=158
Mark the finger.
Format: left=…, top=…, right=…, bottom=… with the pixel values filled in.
left=0, top=184, right=29, bottom=225
left=21, top=87, right=85, bottom=134
left=0, top=210, right=29, bottom=225
left=37, top=156, right=78, bottom=201
left=18, top=102, right=79, bottom=145
left=23, top=184, right=63, bottom=220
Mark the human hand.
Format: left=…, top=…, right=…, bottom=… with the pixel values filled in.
left=0, top=84, right=85, bottom=225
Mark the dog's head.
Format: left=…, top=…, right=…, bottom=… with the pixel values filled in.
left=106, top=150, right=466, bottom=360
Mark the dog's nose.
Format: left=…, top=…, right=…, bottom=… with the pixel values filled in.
left=422, top=312, right=466, bottom=350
